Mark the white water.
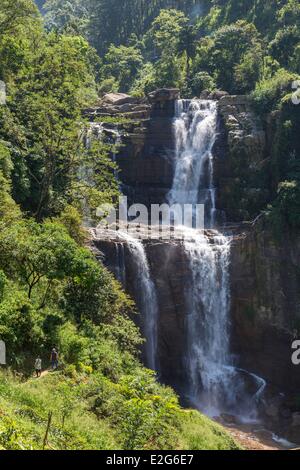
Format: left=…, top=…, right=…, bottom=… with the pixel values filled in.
left=170, top=99, right=265, bottom=418
left=184, top=230, right=233, bottom=415
left=117, top=232, right=159, bottom=372
left=167, top=100, right=217, bottom=228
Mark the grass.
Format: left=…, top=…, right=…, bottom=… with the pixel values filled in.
left=0, top=369, right=241, bottom=451
left=178, top=410, right=241, bottom=450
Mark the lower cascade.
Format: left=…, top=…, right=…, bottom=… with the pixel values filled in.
left=184, top=231, right=232, bottom=416
left=117, top=232, right=159, bottom=372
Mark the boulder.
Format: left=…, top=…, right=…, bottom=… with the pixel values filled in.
left=148, top=88, right=180, bottom=103
left=219, top=95, right=250, bottom=107
left=208, top=90, right=229, bottom=101
left=101, top=93, right=139, bottom=106
left=199, top=90, right=210, bottom=99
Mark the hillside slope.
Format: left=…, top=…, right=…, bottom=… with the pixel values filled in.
left=0, top=370, right=240, bottom=450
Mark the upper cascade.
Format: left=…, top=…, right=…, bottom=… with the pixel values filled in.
left=167, top=99, right=218, bottom=229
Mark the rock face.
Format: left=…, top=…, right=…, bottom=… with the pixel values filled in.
left=84, top=94, right=151, bottom=120
left=101, top=93, right=138, bottom=106
left=91, top=233, right=190, bottom=393
left=85, top=88, right=180, bottom=207
left=148, top=88, right=180, bottom=118
left=230, top=217, right=300, bottom=439
left=231, top=218, right=300, bottom=390
left=114, top=91, right=179, bottom=207
left=214, top=96, right=269, bottom=222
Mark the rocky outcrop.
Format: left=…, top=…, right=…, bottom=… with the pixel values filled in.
left=101, top=93, right=139, bottom=106
left=230, top=217, right=300, bottom=439
left=200, top=89, right=229, bottom=101
left=84, top=93, right=151, bottom=120
left=148, top=89, right=179, bottom=118
left=90, top=231, right=190, bottom=392
left=84, top=89, right=180, bottom=207
left=214, top=96, right=270, bottom=222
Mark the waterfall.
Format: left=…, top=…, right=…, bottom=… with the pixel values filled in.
left=168, top=100, right=217, bottom=228
left=170, top=99, right=262, bottom=417
left=117, top=232, right=159, bottom=372
left=184, top=231, right=233, bottom=415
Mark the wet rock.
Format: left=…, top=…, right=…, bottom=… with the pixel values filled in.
left=220, top=414, right=238, bottom=425
left=90, top=232, right=190, bottom=391
left=292, top=413, right=300, bottom=427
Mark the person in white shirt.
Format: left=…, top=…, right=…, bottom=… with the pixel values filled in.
left=34, top=357, right=42, bottom=378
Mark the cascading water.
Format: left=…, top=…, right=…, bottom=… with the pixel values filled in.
left=184, top=232, right=233, bottom=415
left=170, top=99, right=264, bottom=418
left=167, top=100, right=217, bottom=228
left=117, top=232, right=159, bottom=372
left=89, top=120, right=159, bottom=373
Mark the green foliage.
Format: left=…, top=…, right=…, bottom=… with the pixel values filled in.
left=0, top=271, right=6, bottom=301
left=41, top=1, right=300, bottom=96
left=131, top=63, right=156, bottom=96
left=268, top=181, right=300, bottom=232
left=194, top=21, right=263, bottom=94
left=269, top=27, right=300, bottom=70
left=0, top=370, right=240, bottom=450
left=189, top=72, right=216, bottom=96
left=0, top=0, right=39, bottom=38
left=252, top=68, right=299, bottom=113
left=44, top=0, right=89, bottom=35
left=103, top=45, right=143, bottom=93
left=0, top=8, right=117, bottom=220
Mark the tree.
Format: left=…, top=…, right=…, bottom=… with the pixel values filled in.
left=87, top=0, right=200, bottom=55
left=103, top=45, right=144, bottom=93
left=269, top=27, right=300, bottom=70
left=0, top=221, right=79, bottom=301
left=145, top=9, right=188, bottom=56
left=194, top=21, right=264, bottom=93
left=44, top=0, right=89, bottom=36
left=0, top=0, right=38, bottom=37
left=144, top=9, right=188, bottom=89
left=0, top=30, right=117, bottom=219
left=277, top=0, right=300, bottom=28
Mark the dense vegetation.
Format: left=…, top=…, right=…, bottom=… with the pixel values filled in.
left=0, top=0, right=242, bottom=450
left=0, top=0, right=299, bottom=450
left=40, top=0, right=300, bottom=230
left=0, top=370, right=240, bottom=450
left=40, top=0, right=300, bottom=96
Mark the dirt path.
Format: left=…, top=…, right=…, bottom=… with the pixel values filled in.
left=32, top=369, right=51, bottom=379
left=40, top=370, right=50, bottom=378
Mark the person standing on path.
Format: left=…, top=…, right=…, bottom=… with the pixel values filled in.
left=34, top=357, right=42, bottom=378
left=50, top=348, right=59, bottom=370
